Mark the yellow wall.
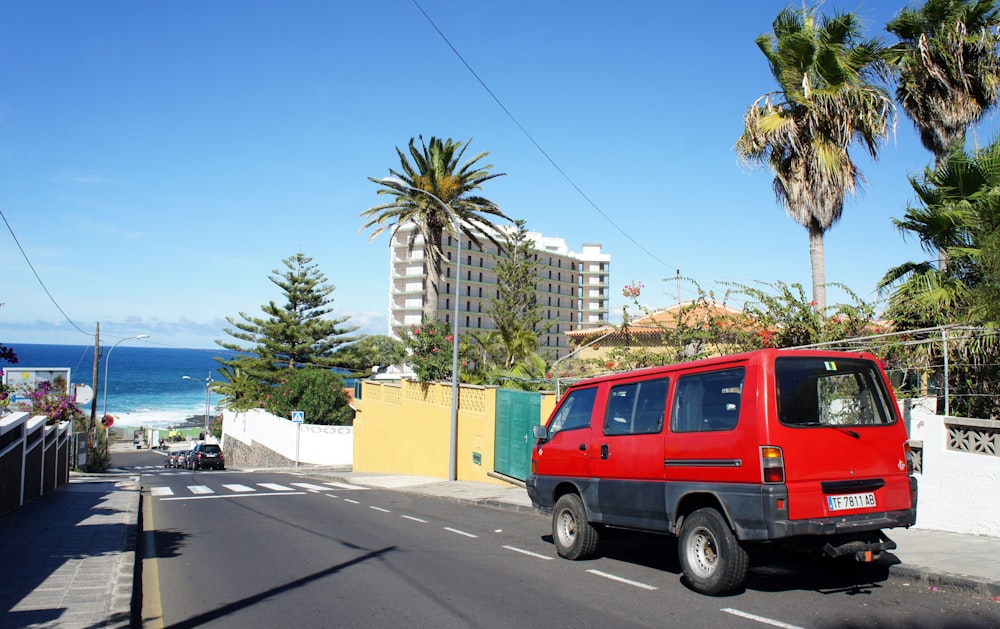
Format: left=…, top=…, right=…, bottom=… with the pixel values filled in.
left=355, top=380, right=504, bottom=485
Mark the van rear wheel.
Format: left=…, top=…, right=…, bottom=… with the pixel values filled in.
left=678, top=508, right=749, bottom=596
left=552, top=494, right=599, bottom=560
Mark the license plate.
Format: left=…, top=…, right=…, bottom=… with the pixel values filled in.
left=827, top=492, right=876, bottom=511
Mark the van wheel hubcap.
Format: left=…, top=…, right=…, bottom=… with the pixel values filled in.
left=687, top=527, right=719, bottom=578
left=556, top=510, right=577, bottom=546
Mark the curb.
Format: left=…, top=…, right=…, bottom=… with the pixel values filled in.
left=886, top=563, right=1000, bottom=601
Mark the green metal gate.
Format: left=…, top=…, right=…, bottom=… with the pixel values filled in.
left=494, top=389, right=540, bottom=481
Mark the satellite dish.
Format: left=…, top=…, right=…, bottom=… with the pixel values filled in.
left=73, top=384, right=94, bottom=405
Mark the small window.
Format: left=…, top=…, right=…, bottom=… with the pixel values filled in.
left=549, top=387, right=598, bottom=435
left=604, top=378, right=669, bottom=436
left=671, top=368, right=745, bottom=433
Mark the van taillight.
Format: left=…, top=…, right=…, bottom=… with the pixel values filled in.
left=903, top=441, right=913, bottom=474
left=760, top=446, right=784, bottom=484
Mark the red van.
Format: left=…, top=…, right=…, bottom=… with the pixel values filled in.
left=526, top=348, right=917, bottom=595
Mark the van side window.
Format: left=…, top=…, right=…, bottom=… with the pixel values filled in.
left=671, top=368, right=745, bottom=433
left=604, top=378, right=669, bottom=436
left=776, top=357, right=894, bottom=426
left=548, top=387, right=598, bottom=435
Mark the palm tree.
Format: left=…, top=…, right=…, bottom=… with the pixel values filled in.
left=886, top=0, right=1000, bottom=166
left=361, top=136, right=510, bottom=322
left=737, top=6, right=895, bottom=310
left=879, top=140, right=1000, bottom=322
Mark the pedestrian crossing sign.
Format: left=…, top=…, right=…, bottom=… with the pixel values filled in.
left=291, top=410, right=304, bottom=423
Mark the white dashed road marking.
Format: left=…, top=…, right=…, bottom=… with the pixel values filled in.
left=151, top=487, right=174, bottom=497
left=502, top=545, right=553, bottom=560
left=586, top=569, right=657, bottom=591
left=721, top=609, right=804, bottom=629
left=188, top=485, right=214, bottom=495
left=401, top=515, right=428, bottom=523
left=443, top=527, right=478, bottom=538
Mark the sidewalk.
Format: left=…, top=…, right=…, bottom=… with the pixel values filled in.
left=0, top=473, right=138, bottom=629
left=1, top=467, right=997, bottom=629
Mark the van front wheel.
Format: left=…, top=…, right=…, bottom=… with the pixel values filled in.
left=678, top=508, right=749, bottom=596
left=552, top=494, right=599, bottom=560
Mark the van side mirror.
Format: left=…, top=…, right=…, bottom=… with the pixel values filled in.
left=532, top=424, right=548, bottom=441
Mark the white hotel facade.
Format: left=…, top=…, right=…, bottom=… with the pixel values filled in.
left=389, top=223, right=611, bottom=358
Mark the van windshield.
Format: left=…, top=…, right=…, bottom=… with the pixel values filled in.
left=775, top=357, right=895, bottom=427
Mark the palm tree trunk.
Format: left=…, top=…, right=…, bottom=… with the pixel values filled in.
left=809, top=223, right=826, bottom=311
left=424, top=253, right=442, bottom=322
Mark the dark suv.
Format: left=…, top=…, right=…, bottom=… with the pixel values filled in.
left=189, top=443, right=225, bottom=470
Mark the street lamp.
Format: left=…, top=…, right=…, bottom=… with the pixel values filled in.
left=102, top=334, right=150, bottom=452
left=101, top=334, right=150, bottom=422
left=381, top=176, right=461, bottom=481
left=182, top=373, right=213, bottom=435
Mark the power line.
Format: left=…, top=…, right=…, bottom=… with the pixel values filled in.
left=409, top=0, right=676, bottom=272
left=0, top=207, right=93, bottom=337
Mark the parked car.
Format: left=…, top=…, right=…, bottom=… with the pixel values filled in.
left=175, top=450, right=190, bottom=469
left=189, top=443, right=225, bottom=470
left=527, top=348, right=917, bottom=596
left=164, top=451, right=178, bottom=468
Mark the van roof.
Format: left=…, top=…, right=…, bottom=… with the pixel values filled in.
left=562, top=347, right=880, bottom=390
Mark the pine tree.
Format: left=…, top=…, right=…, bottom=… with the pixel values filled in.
left=488, top=220, right=545, bottom=368
left=216, top=252, right=358, bottom=397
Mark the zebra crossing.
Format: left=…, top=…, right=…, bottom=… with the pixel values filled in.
left=151, top=480, right=369, bottom=500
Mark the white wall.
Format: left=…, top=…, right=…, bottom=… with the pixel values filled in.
left=222, top=408, right=353, bottom=467
left=903, top=398, right=1000, bottom=537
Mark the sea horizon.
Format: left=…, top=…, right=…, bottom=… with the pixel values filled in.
left=3, top=342, right=236, bottom=429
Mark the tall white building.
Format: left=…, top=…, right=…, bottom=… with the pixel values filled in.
left=388, top=224, right=611, bottom=358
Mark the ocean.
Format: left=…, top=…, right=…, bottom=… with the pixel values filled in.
left=3, top=343, right=237, bottom=429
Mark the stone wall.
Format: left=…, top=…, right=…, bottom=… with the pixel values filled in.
left=223, top=435, right=295, bottom=468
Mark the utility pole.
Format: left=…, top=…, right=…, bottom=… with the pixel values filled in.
left=89, top=322, right=100, bottom=430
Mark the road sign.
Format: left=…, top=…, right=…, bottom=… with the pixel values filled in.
left=102, top=415, right=114, bottom=428
left=291, top=410, right=304, bottom=423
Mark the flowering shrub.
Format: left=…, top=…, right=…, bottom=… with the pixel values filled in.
left=401, top=320, right=455, bottom=382
left=622, top=281, right=644, bottom=299
left=14, top=381, right=87, bottom=427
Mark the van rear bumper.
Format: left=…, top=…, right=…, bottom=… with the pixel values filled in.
left=759, top=508, right=917, bottom=540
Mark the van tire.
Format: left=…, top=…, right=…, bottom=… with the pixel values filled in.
left=552, top=494, right=599, bottom=560
left=678, top=508, right=749, bottom=596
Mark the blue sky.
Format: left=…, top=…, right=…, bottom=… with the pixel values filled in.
left=1, top=0, right=995, bottom=350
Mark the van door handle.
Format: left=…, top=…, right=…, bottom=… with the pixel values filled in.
left=578, top=444, right=587, bottom=452
left=600, top=444, right=609, bottom=459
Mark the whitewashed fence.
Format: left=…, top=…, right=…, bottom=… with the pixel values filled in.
left=221, top=408, right=353, bottom=467
left=903, top=397, right=1000, bottom=537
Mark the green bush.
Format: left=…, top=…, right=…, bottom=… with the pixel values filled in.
left=263, top=368, right=354, bottom=426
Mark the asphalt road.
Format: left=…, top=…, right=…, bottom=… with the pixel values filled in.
left=118, top=449, right=1000, bottom=628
